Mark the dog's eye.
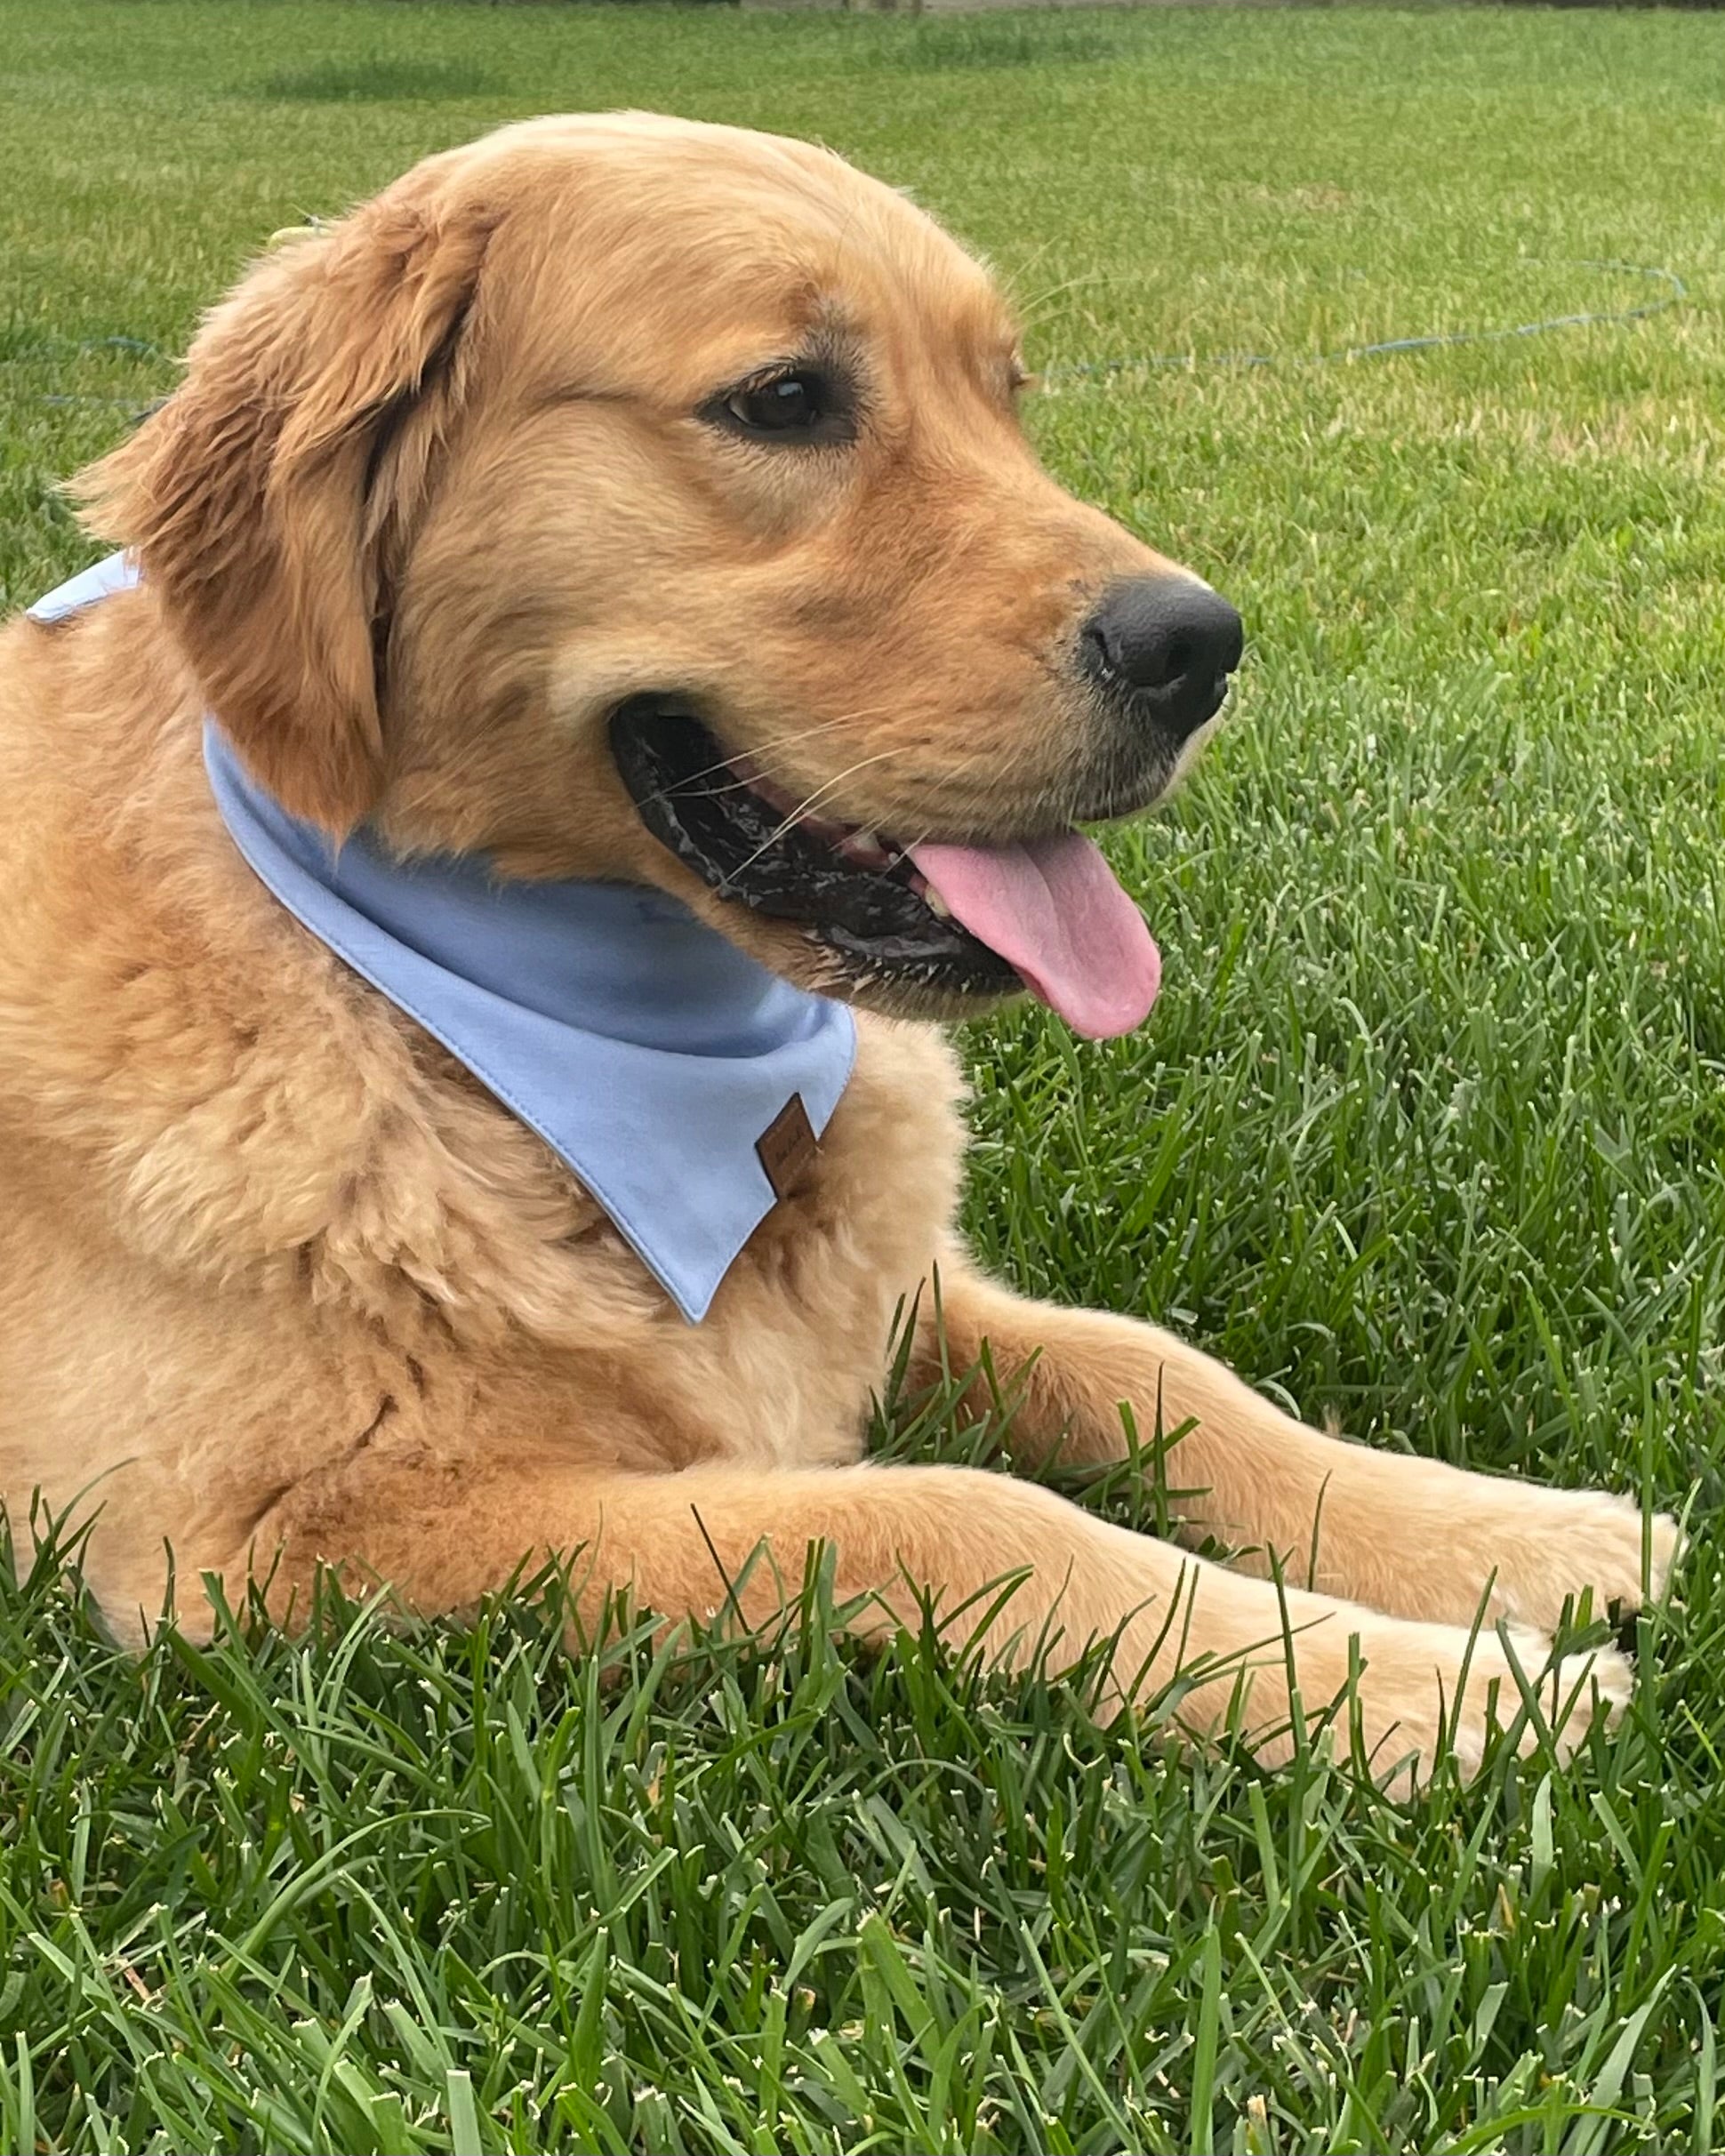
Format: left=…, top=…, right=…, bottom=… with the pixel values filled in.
left=730, top=373, right=822, bottom=431
left=715, top=370, right=840, bottom=442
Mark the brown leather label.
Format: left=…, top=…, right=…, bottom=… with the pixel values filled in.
left=757, top=1093, right=818, bottom=1202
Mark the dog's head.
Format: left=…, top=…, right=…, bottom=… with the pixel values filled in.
left=83, top=114, right=1240, bottom=1037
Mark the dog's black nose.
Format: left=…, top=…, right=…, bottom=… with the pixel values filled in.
left=1080, top=577, right=1245, bottom=741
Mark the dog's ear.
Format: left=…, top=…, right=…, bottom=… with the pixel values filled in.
left=78, top=191, right=493, bottom=830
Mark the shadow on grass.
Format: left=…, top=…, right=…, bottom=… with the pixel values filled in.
left=866, top=19, right=1125, bottom=72
left=254, top=56, right=503, bottom=103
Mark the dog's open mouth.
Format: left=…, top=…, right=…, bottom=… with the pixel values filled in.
left=609, top=701, right=1162, bottom=1038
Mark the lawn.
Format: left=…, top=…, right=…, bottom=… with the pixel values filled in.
left=5, top=0, right=1725, bottom=2147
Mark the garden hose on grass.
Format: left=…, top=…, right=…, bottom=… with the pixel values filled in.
left=1044, top=260, right=1687, bottom=385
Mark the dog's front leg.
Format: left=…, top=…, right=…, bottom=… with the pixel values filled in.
left=216, top=1440, right=1619, bottom=1793
left=914, top=1254, right=1680, bottom=1635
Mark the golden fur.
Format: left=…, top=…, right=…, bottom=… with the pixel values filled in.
left=0, top=116, right=1677, bottom=1790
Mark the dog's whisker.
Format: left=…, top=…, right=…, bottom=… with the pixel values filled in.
left=631, top=713, right=908, bottom=810
left=633, top=690, right=1068, bottom=844
left=726, top=750, right=912, bottom=880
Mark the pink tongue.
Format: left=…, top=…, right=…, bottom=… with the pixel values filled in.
left=907, top=832, right=1161, bottom=1039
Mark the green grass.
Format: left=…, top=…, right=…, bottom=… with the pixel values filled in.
left=4, top=1, right=1725, bottom=2146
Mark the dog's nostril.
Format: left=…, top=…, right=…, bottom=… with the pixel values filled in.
left=1081, top=577, right=1244, bottom=719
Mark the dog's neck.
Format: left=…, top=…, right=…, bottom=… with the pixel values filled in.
left=30, top=555, right=856, bottom=1322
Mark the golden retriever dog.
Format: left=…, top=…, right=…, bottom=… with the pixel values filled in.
left=0, top=114, right=1677, bottom=1788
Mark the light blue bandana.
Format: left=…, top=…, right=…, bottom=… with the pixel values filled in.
left=28, top=556, right=857, bottom=1321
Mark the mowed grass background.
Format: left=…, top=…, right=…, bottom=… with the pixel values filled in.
left=4, top=2, right=1725, bottom=2147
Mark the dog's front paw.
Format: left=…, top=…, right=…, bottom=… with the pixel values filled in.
left=1473, top=1487, right=1681, bottom=1635
left=1344, top=1620, right=1633, bottom=1798
left=1159, top=1564, right=1637, bottom=1796
left=1330, top=1463, right=1683, bottom=1635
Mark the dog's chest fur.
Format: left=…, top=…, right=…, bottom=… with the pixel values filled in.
left=0, top=610, right=969, bottom=1608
